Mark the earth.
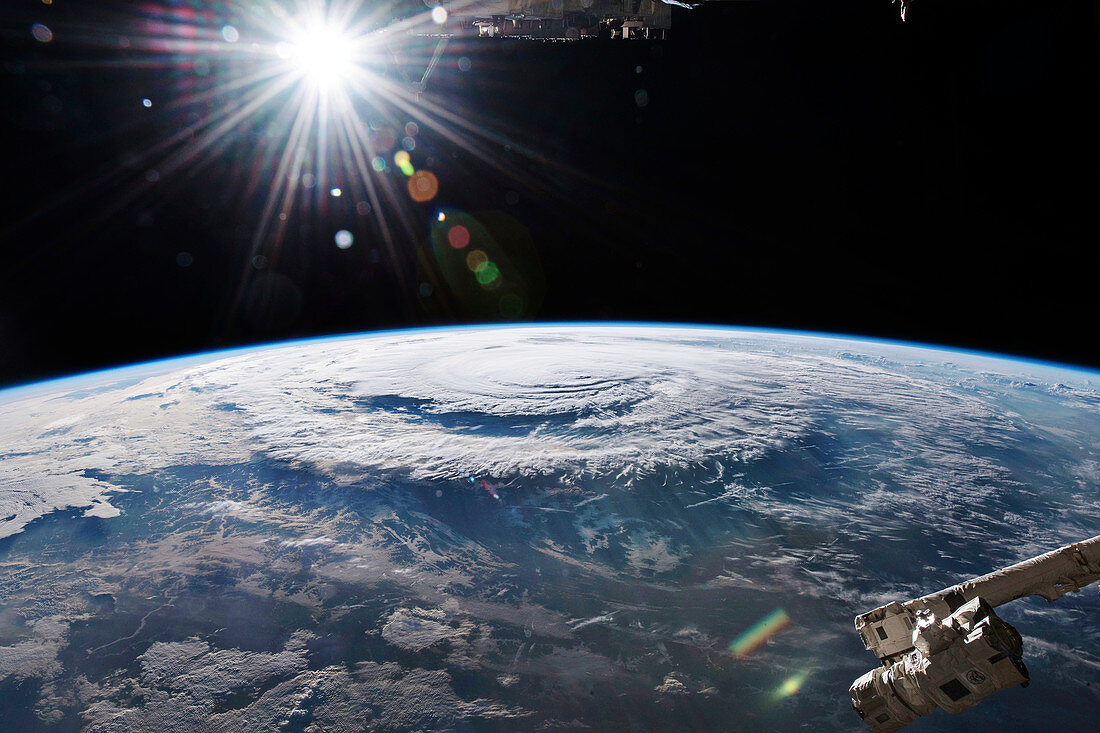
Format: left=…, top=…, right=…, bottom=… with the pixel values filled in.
left=0, top=325, right=1097, bottom=732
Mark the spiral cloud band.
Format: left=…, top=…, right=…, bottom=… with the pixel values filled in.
left=2, top=326, right=1098, bottom=552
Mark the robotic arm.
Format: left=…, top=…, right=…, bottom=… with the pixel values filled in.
left=849, top=535, right=1100, bottom=732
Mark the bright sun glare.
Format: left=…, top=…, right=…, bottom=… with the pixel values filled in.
left=66, top=0, right=508, bottom=265
left=283, top=21, right=356, bottom=87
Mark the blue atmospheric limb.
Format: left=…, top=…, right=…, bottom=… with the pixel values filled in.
left=4, top=321, right=1098, bottom=398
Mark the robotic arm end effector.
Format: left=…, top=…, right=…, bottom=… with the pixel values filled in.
left=851, top=597, right=1028, bottom=732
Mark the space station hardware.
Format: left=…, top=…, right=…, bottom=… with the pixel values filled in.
left=849, top=534, right=1100, bottom=732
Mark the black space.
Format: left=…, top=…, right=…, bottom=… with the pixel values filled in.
left=1, top=0, right=1098, bottom=387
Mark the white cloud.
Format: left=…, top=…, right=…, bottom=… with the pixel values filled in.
left=80, top=632, right=532, bottom=732
left=179, top=499, right=266, bottom=522
left=0, top=616, right=71, bottom=682
left=83, top=501, right=122, bottom=519
left=279, top=536, right=336, bottom=548
left=624, top=530, right=687, bottom=574
left=1, top=325, right=1098, bottom=562
left=569, top=612, right=615, bottom=631
left=382, top=607, right=471, bottom=652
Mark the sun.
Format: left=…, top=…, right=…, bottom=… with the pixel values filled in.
left=45, top=0, right=524, bottom=275
left=281, top=19, right=358, bottom=89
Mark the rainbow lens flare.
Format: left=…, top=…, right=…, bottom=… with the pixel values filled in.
left=728, top=608, right=791, bottom=657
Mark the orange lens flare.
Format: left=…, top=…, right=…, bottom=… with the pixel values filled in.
left=407, top=170, right=438, bottom=202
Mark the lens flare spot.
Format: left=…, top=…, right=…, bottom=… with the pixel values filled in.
left=437, top=211, right=446, bottom=222
left=431, top=6, right=448, bottom=24
left=371, top=156, right=386, bottom=172
left=479, top=479, right=500, bottom=501
left=330, top=187, right=342, bottom=197
left=770, top=670, right=811, bottom=702
left=372, top=127, right=397, bottom=151
left=334, top=229, right=354, bottom=249
left=394, top=150, right=415, bottom=176
left=221, top=25, right=239, bottom=43
left=31, top=23, right=53, bottom=43
left=404, top=122, right=419, bottom=137
left=729, top=608, right=790, bottom=658
left=475, top=261, right=501, bottom=285
left=407, top=170, right=439, bottom=202
left=499, top=293, right=523, bottom=317
left=142, top=98, right=152, bottom=108
left=447, top=225, right=470, bottom=249
left=465, top=249, right=488, bottom=272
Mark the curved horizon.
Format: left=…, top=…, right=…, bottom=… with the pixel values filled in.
left=3, top=320, right=1098, bottom=397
